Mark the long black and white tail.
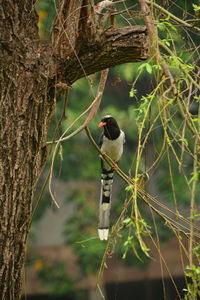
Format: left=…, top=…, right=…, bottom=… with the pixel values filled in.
left=98, top=169, right=114, bottom=240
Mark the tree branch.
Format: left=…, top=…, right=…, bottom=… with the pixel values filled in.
left=61, top=26, right=148, bottom=84
left=51, top=0, right=148, bottom=85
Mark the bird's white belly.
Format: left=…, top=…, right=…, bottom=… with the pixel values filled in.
left=101, top=131, right=124, bottom=164
left=102, top=141, right=122, bottom=161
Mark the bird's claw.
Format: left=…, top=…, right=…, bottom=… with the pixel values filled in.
left=112, top=161, right=118, bottom=171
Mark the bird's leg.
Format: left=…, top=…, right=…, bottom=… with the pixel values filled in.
left=101, top=152, right=118, bottom=171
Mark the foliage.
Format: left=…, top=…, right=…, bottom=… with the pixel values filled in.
left=183, top=264, right=200, bottom=299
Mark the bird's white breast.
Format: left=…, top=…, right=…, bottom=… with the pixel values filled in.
left=101, top=130, right=125, bottom=163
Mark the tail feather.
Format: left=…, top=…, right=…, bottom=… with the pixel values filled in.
left=98, top=170, right=113, bottom=240
left=98, top=228, right=109, bottom=241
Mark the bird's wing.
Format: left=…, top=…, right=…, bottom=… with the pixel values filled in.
left=98, top=132, right=103, bottom=148
left=122, top=130, right=125, bottom=144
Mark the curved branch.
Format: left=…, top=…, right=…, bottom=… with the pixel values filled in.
left=47, top=68, right=109, bottom=145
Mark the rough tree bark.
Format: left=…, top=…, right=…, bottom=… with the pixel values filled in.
left=0, top=0, right=148, bottom=299
left=0, top=1, right=55, bottom=299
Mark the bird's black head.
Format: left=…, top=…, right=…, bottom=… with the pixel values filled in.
left=98, top=115, right=120, bottom=140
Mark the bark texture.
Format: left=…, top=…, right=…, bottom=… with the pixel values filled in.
left=0, top=1, right=55, bottom=299
left=0, top=0, right=148, bottom=299
left=63, top=26, right=147, bottom=84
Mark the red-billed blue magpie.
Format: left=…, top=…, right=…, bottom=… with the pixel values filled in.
left=98, top=115, right=125, bottom=240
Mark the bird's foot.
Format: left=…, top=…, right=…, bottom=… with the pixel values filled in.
left=100, top=151, right=107, bottom=158
left=112, top=161, right=118, bottom=171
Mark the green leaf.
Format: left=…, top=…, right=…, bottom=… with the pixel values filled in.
left=137, top=63, right=152, bottom=74
left=192, top=3, right=200, bottom=12
left=129, top=88, right=137, bottom=98
left=125, top=185, right=133, bottom=191
left=123, top=217, right=132, bottom=225
left=145, top=63, right=152, bottom=74
left=179, top=138, right=188, bottom=147
left=157, top=22, right=165, bottom=31
left=189, top=171, right=199, bottom=184
left=152, top=64, right=162, bottom=71
left=194, top=96, right=200, bottom=102
left=191, top=118, right=199, bottom=122
left=163, top=21, right=177, bottom=31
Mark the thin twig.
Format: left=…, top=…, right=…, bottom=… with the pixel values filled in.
left=47, top=69, right=109, bottom=145
left=147, top=0, right=200, bottom=34
left=50, top=89, right=69, bottom=150
left=189, top=137, right=198, bottom=267
left=159, top=41, right=200, bottom=92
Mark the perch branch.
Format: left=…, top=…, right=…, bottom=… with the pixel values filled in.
left=62, top=26, right=148, bottom=84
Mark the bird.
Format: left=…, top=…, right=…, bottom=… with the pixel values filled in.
left=98, top=115, right=125, bottom=241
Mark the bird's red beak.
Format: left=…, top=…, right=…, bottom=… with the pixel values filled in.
left=98, top=121, right=107, bottom=128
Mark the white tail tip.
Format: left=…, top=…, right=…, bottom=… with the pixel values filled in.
left=98, top=228, right=109, bottom=241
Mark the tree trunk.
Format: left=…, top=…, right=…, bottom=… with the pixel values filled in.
left=0, top=1, right=55, bottom=298
left=0, top=0, right=148, bottom=299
